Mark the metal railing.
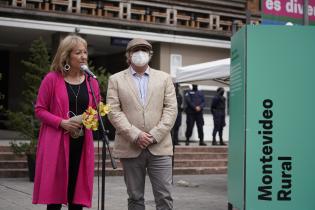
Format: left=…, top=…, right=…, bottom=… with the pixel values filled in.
left=7, top=0, right=260, bottom=34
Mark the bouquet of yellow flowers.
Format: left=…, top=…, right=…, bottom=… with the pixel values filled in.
left=82, top=102, right=111, bottom=131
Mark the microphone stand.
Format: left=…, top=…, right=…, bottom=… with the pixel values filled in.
left=86, top=74, right=117, bottom=210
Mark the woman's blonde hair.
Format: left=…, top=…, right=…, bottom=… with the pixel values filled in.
left=51, top=34, right=87, bottom=74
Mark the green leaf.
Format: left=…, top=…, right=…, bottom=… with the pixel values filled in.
left=7, top=37, right=50, bottom=155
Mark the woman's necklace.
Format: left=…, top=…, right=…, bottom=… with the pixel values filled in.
left=68, top=83, right=81, bottom=115
left=65, top=74, right=83, bottom=115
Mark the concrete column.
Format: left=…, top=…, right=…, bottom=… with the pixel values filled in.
left=76, top=0, right=81, bottom=14
left=67, top=0, right=72, bottom=12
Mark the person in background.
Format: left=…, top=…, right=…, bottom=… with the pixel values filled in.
left=171, top=83, right=183, bottom=146
left=32, top=34, right=100, bottom=210
left=211, top=87, right=226, bottom=146
left=184, top=84, right=206, bottom=146
left=107, top=38, right=177, bottom=210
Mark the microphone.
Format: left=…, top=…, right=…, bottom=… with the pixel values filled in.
left=80, top=64, right=97, bottom=79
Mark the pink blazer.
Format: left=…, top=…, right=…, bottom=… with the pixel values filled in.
left=32, top=71, right=100, bottom=208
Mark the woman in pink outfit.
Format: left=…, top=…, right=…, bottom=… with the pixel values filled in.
left=32, top=35, right=100, bottom=210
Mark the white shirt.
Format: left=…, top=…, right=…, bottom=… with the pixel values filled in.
left=130, top=67, right=150, bottom=106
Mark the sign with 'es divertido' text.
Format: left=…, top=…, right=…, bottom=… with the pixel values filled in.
left=262, top=0, right=315, bottom=25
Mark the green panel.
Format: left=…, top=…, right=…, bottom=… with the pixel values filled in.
left=245, top=25, right=315, bottom=210
left=227, top=27, right=246, bottom=210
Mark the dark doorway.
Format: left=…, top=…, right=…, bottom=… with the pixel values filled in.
left=0, top=50, right=9, bottom=128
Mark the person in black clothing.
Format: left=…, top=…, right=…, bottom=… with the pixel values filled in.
left=184, top=84, right=206, bottom=146
left=172, top=83, right=182, bottom=145
left=211, top=87, right=226, bottom=146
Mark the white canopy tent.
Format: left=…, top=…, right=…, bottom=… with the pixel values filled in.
left=175, top=58, right=230, bottom=87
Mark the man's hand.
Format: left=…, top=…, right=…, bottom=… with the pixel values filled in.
left=195, top=106, right=201, bottom=112
left=136, top=132, right=154, bottom=149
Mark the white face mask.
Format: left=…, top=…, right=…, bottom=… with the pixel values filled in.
left=131, top=51, right=150, bottom=67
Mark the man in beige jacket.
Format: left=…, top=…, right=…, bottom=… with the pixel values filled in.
left=107, top=38, right=177, bottom=210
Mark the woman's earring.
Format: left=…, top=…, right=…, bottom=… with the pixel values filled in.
left=63, top=64, right=70, bottom=72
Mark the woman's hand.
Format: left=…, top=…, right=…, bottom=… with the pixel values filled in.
left=60, top=119, right=82, bottom=133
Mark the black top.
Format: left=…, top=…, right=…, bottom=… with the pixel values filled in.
left=184, top=90, right=205, bottom=114
left=65, top=79, right=89, bottom=117
left=65, top=79, right=89, bottom=203
left=211, top=95, right=226, bottom=113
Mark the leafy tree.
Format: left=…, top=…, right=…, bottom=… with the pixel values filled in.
left=88, top=62, right=111, bottom=99
left=8, top=37, right=50, bottom=156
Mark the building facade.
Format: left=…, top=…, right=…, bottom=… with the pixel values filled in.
left=0, top=0, right=260, bottom=130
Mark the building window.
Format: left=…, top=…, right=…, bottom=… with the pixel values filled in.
left=170, top=54, right=182, bottom=78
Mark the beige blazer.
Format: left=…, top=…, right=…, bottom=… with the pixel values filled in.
left=107, top=68, right=177, bottom=158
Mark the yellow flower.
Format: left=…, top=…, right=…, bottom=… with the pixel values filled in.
left=82, top=102, right=110, bottom=131
left=82, top=106, right=98, bottom=130
left=91, top=120, right=99, bottom=131
left=87, top=106, right=97, bottom=116
left=99, top=102, right=111, bottom=116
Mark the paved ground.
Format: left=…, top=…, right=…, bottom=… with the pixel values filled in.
left=0, top=174, right=228, bottom=210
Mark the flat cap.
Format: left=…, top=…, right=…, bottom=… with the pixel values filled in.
left=126, top=38, right=152, bottom=52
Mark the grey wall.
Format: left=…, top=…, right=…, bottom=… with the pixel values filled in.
left=159, top=42, right=230, bottom=73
